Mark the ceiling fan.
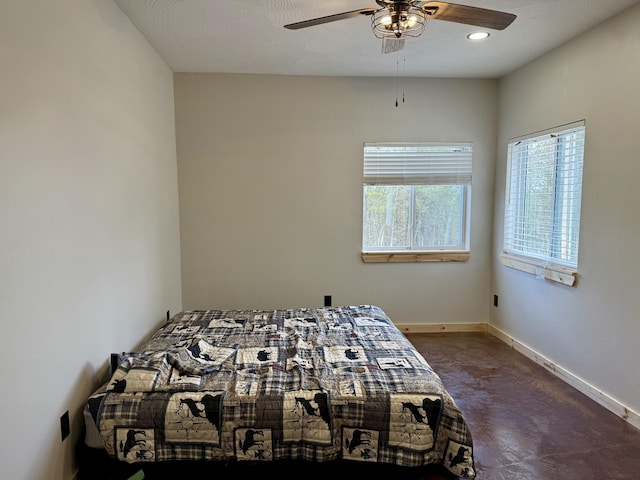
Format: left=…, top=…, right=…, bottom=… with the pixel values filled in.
left=284, top=1, right=517, bottom=53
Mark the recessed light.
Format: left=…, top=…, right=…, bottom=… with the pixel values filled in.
left=467, top=32, right=490, bottom=40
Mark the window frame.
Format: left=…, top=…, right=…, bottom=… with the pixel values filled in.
left=501, top=120, right=585, bottom=286
left=361, top=142, right=473, bottom=263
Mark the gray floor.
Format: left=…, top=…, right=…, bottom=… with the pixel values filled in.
left=407, top=332, right=640, bottom=480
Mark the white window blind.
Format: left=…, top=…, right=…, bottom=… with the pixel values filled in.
left=362, top=142, right=473, bottom=254
left=504, top=121, right=585, bottom=269
left=363, top=142, right=473, bottom=186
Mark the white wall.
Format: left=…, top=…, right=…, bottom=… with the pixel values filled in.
left=492, top=4, right=640, bottom=417
left=0, top=1, right=182, bottom=479
left=175, top=74, right=498, bottom=326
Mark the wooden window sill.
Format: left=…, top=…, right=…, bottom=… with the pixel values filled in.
left=362, top=252, right=470, bottom=263
left=501, top=253, right=577, bottom=286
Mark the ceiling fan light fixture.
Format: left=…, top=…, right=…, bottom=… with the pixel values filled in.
left=379, top=14, right=392, bottom=26
left=372, top=7, right=426, bottom=39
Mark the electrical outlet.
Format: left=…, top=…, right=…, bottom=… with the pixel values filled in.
left=493, top=295, right=499, bottom=307
left=60, top=411, right=70, bottom=441
left=324, top=295, right=332, bottom=307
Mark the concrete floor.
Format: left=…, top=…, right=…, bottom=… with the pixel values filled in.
left=406, top=332, right=640, bottom=480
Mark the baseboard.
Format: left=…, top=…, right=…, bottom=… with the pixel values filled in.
left=396, top=322, right=487, bottom=334
left=487, top=324, right=640, bottom=431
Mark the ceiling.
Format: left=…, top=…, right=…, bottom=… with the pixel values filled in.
left=114, top=0, right=639, bottom=78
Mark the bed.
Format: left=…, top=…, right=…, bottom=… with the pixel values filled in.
left=83, top=305, right=476, bottom=478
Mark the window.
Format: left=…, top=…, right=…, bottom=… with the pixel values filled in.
left=502, top=120, right=585, bottom=286
left=362, top=142, right=472, bottom=263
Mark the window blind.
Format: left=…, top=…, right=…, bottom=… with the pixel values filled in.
left=363, top=142, right=473, bottom=186
left=504, top=121, right=585, bottom=268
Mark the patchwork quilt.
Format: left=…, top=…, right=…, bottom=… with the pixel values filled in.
left=84, top=305, right=475, bottom=478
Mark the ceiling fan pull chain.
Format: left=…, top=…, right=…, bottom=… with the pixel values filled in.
left=395, top=55, right=399, bottom=107
left=402, top=55, right=406, bottom=103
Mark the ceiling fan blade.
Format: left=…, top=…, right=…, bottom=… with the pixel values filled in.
left=421, top=1, right=516, bottom=30
left=284, top=8, right=377, bottom=30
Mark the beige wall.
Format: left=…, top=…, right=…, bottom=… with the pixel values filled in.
left=0, top=1, right=182, bottom=479
left=175, top=74, right=498, bottom=326
left=492, top=3, right=640, bottom=416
